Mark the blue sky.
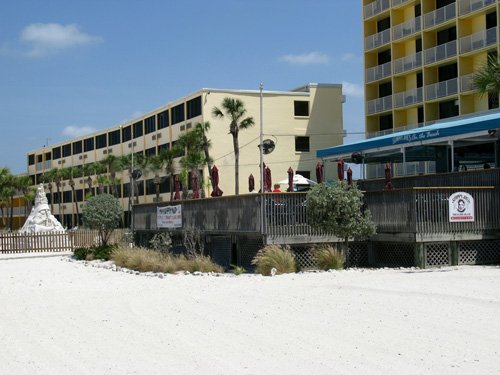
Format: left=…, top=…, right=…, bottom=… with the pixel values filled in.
left=0, top=0, right=364, bottom=174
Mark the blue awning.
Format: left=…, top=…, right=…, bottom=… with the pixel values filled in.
left=317, top=111, right=500, bottom=160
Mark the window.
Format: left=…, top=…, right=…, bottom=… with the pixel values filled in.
left=96, top=134, right=107, bottom=149
left=75, top=189, right=83, bottom=202
left=133, top=121, right=143, bottom=138
left=158, top=110, right=169, bottom=129
left=145, top=147, right=156, bottom=157
left=158, top=143, right=169, bottom=154
left=45, top=152, right=51, bottom=161
left=487, top=11, right=497, bottom=29
left=63, top=190, right=72, bottom=203
left=145, top=116, right=156, bottom=134
left=52, top=147, right=61, bottom=160
left=28, top=154, right=35, bottom=165
left=416, top=38, right=422, bottom=53
left=378, top=49, right=391, bottom=65
left=377, top=17, right=390, bottom=32
left=122, top=125, right=132, bottom=142
left=108, top=130, right=121, bottom=146
left=172, top=103, right=185, bottom=124
left=84, top=137, right=94, bottom=152
left=294, top=101, right=309, bottom=116
left=418, top=106, right=424, bottom=123
left=37, top=154, right=43, bottom=163
left=187, top=96, right=202, bottom=119
left=438, top=63, right=457, bottom=82
left=437, top=26, right=456, bottom=45
left=379, top=114, right=393, bottom=131
left=295, top=136, right=310, bottom=152
left=296, top=171, right=311, bottom=179
left=379, top=81, right=392, bottom=97
left=62, top=144, right=72, bottom=157
left=439, top=100, right=458, bottom=119
left=72, top=141, right=82, bottom=155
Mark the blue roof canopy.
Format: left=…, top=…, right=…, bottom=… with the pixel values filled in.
left=317, top=111, right=500, bottom=160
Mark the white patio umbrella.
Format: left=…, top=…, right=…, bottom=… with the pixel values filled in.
left=278, top=174, right=318, bottom=186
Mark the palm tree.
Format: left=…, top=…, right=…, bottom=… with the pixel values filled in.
left=61, top=167, right=81, bottom=227
left=146, top=154, right=166, bottom=202
left=195, top=121, right=214, bottom=190
left=14, top=175, right=34, bottom=222
left=83, top=163, right=96, bottom=197
left=43, top=168, right=64, bottom=226
left=102, top=154, right=122, bottom=198
left=0, top=167, right=13, bottom=229
left=212, top=98, right=255, bottom=195
left=474, top=54, right=500, bottom=106
left=41, top=171, right=55, bottom=212
left=158, top=149, right=176, bottom=201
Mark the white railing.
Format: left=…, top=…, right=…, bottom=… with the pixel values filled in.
left=425, top=78, right=458, bottom=101
left=393, top=16, right=422, bottom=40
left=366, top=122, right=424, bottom=139
left=424, top=3, right=457, bottom=29
left=392, top=0, right=413, bottom=7
left=460, top=73, right=476, bottom=92
left=366, top=61, right=392, bottom=83
left=424, top=40, right=457, bottom=64
left=460, top=26, right=497, bottom=53
left=364, top=0, right=391, bottom=19
left=393, top=52, right=422, bottom=74
left=365, top=29, right=391, bottom=50
left=394, top=87, right=423, bottom=108
left=367, top=95, right=393, bottom=115
left=459, top=0, right=497, bottom=16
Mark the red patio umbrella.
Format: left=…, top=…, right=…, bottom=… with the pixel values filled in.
left=315, top=162, right=324, bottom=184
left=248, top=174, right=255, bottom=192
left=337, top=159, right=345, bottom=181
left=347, top=167, right=353, bottom=186
left=210, top=165, right=223, bottom=197
left=191, top=171, right=199, bottom=199
left=259, top=163, right=266, bottom=192
left=287, top=167, right=294, bottom=192
left=265, top=166, right=272, bottom=192
left=173, top=175, right=181, bottom=200
left=384, top=162, right=394, bottom=190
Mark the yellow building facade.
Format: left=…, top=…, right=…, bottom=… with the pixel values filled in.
left=363, top=0, right=499, bottom=176
left=27, top=84, right=344, bottom=227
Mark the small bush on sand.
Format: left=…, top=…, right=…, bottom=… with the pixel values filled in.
left=73, top=245, right=115, bottom=261
left=178, top=254, right=224, bottom=273
left=252, top=245, right=297, bottom=276
left=74, top=247, right=90, bottom=260
left=312, top=244, right=345, bottom=270
left=231, top=265, right=246, bottom=275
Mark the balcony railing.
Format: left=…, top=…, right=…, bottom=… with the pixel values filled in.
left=459, top=0, right=497, bottom=16
left=394, top=87, right=423, bottom=108
left=425, top=78, right=458, bottom=101
left=424, top=3, right=457, bottom=29
left=460, top=26, right=497, bottom=53
left=424, top=40, right=457, bottom=64
left=393, top=16, right=422, bottom=40
left=365, top=29, right=391, bottom=51
left=364, top=0, right=390, bottom=19
left=391, top=0, right=413, bottom=7
left=367, top=95, right=393, bottom=115
left=393, top=51, right=422, bottom=74
left=366, top=61, right=392, bottom=83
left=460, top=73, right=476, bottom=92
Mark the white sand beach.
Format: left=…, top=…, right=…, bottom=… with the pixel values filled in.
left=0, top=254, right=499, bottom=374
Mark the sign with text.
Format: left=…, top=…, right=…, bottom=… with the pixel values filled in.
left=157, top=205, right=182, bottom=228
left=449, top=192, right=474, bottom=222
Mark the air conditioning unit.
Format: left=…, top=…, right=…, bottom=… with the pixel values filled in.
left=84, top=155, right=88, bottom=159
left=103, top=149, right=107, bottom=154
left=157, top=133, right=162, bottom=139
left=79, top=155, right=83, bottom=160
left=108, top=148, right=113, bottom=153
left=152, top=135, right=156, bottom=140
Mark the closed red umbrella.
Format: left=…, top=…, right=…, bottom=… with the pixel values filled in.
left=337, top=159, right=345, bottom=181
left=210, top=165, right=223, bottom=197
left=347, top=167, right=353, bottom=186
left=384, top=162, right=394, bottom=190
left=259, top=163, right=266, bottom=192
left=287, top=167, right=294, bottom=192
left=174, top=175, right=181, bottom=200
left=248, top=174, right=255, bottom=192
left=191, top=171, right=199, bottom=199
left=315, top=162, right=324, bottom=184
left=265, top=166, right=272, bottom=192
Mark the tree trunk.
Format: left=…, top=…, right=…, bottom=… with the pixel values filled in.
left=8, top=197, right=13, bottom=231
left=203, top=135, right=214, bottom=191
left=232, top=127, right=239, bottom=195
left=57, top=183, right=64, bottom=227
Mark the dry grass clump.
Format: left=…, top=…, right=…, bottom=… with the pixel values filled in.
left=251, top=245, right=297, bottom=276
left=111, top=246, right=222, bottom=274
left=312, top=244, right=345, bottom=270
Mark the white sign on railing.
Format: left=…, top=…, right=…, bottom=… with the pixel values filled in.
left=157, top=205, right=182, bottom=228
left=449, top=192, right=475, bottom=222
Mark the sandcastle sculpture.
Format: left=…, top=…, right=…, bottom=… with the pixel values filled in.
left=20, top=184, right=65, bottom=233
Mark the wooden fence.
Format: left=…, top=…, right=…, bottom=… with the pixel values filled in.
left=0, top=229, right=127, bottom=254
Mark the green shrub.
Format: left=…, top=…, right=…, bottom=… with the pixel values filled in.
left=74, top=247, right=90, bottom=260
left=82, top=194, right=122, bottom=246
left=178, top=254, right=224, bottom=273
left=251, top=245, right=297, bottom=276
left=231, top=264, right=246, bottom=275
left=92, top=245, right=116, bottom=261
left=312, top=244, right=345, bottom=270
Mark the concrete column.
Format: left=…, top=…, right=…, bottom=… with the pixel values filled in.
left=450, top=241, right=459, bottom=266
left=414, top=243, right=425, bottom=268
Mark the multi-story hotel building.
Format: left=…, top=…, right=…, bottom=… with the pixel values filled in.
left=26, top=84, right=344, bottom=228
left=363, top=0, right=499, bottom=176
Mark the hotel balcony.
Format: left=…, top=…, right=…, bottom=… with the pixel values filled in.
left=425, top=78, right=458, bottom=101
left=459, top=26, right=497, bottom=54
left=460, top=73, right=476, bottom=92
left=459, top=0, right=497, bottom=16
left=365, top=29, right=391, bottom=51
left=394, top=87, right=423, bottom=108
left=393, top=51, right=422, bottom=74
left=366, top=61, right=392, bottom=83
left=367, top=95, right=393, bottom=115
left=423, top=3, right=457, bottom=29
left=424, top=40, right=457, bottom=64
left=391, top=0, right=413, bottom=7
left=364, top=0, right=390, bottom=19
left=393, top=16, right=422, bottom=41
